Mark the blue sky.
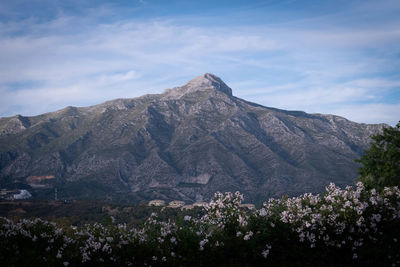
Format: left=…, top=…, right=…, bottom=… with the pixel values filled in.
left=0, top=0, right=399, bottom=125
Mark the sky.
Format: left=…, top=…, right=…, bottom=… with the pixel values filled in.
left=0, top=0, right=399, bottom=125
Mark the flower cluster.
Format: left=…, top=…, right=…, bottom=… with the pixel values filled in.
left=202, top=191, right=247, bottom=229
left=256, top=182, right=400, bottom=264
left=0, top=217, right=74, bottom=266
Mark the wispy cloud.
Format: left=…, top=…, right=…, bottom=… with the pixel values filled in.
left=331, top=104, right=400, bottom=126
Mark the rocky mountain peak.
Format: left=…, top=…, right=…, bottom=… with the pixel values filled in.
left=163, top=73, right=233, bottom=99
left=186, top=73, right=232, bottom=94
left=0, top=73, right=386, bottom=204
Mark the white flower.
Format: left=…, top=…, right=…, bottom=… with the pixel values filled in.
left=199, top=238, right=208, bottom=251
left=261, top=244, right=272, bottom=258
left=102, top=243, right=111, bottom=253
left=356, top=216, right=365, bottom=226
left=56, top=251, right=62, bottom=259
left=243, top=231, right=253, bottom=241
left=238, top=215, right=248, bottom=227
left=82, top=252, right=90, bottom=262
left=259, top=208, right=267, bottom=217
left=199, top=239, right=208, bottom=247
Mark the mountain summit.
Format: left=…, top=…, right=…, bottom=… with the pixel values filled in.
left=0, top=74, right=385, bottom=203
left=164, top=73, right=232, bottom=99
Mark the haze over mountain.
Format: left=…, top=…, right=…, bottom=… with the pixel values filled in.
left=0, top=74, right=385, bottom=204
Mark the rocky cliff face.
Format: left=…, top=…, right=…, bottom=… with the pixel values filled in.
left=0, top=74, right=385, bottom=203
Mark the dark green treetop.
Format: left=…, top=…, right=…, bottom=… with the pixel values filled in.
left=357, top=121, right=400, bottom=191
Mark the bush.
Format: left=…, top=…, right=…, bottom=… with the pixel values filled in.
left=357, top=121, right=400, bottom=191
left=1, top=183, right=400, bottom=266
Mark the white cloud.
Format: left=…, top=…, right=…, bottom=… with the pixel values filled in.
left=330, top=104, right=400, bottom=126
left=235, top=76, right=400, bottom=126
left=0, top=6, right=399, bottom=126
left=98, top=70, right=140, bottom=84
left=341, top=78, right=400, bottom=89
left=237, top=76, right=398, bottom=108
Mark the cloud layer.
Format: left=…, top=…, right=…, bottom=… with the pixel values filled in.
left=0, top=0, right=399, bottom=125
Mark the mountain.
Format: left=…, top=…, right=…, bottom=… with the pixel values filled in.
left=0, top=73, right=385, bottom=204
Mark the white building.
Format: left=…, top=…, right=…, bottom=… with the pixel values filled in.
left=148, top=199, right=166, bottom=206
left=239, top=204, right=255, bottom=210
left=168, top=200, right=185, bottom=208
left=181, top=205, right=194, bottom=210
left=13, top=189, right=32, bottom=200
left=193, top=201, right=208, bottom=207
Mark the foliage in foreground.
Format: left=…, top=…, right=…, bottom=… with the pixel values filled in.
left=1, top=182, right=400, bottom=266
left=357, top=121, right=400, bottom=191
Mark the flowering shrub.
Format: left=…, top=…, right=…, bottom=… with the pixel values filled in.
left=255, top=182, right=400, bottom=265
left=1, top=183, right=400, bottom=266
left=0, top=217, right=74, bottom=266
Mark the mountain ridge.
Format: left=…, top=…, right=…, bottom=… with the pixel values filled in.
left=0, top=74, right=386, bottom=204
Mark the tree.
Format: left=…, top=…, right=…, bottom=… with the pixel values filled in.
left=357, top=121, right=400, bottom=191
